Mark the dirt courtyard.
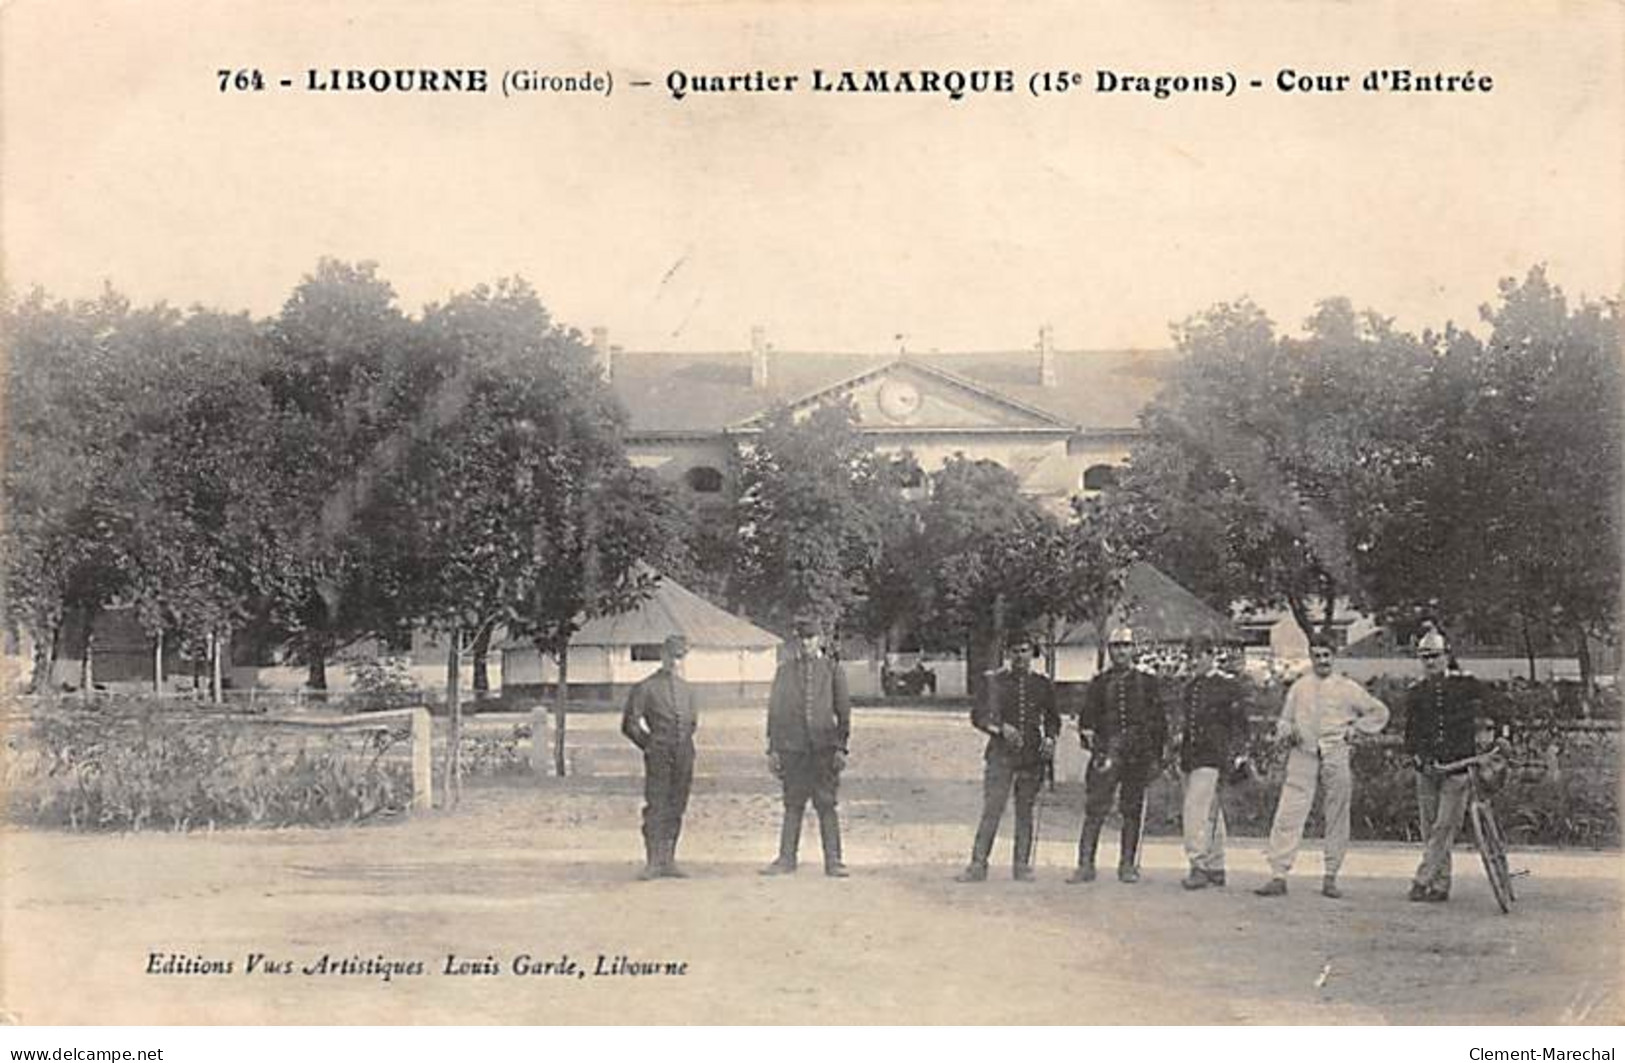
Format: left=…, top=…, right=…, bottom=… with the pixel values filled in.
left=2, top=707, right=1620, bottom=1025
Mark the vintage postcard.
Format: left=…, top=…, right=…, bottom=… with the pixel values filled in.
left=1, top=0, right=1621, bottom=1030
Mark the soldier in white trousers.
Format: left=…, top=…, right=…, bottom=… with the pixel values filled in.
left=1255, top=637, right=1391, bottom=899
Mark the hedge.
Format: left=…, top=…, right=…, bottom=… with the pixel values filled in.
left=2, top=703, right=414, bottom=831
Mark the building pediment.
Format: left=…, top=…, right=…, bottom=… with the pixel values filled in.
left=728, top=359, right=1074, bottom=434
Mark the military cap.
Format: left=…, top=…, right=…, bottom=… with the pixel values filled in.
left=1107, top=626, right=1136, bottom=645
left=663, top=634, right=690, bottom=656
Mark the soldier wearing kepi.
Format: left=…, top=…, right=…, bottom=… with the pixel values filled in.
left=956, top=636, right=1061, bottom=883
left=1405, top=629, right=1489, bottom=902
left=1071, top=627, right=1168, bottom=884
left=1177, top=637, right=1251, bottom=890
left=620, top=634, right=699, bottom=880
left=1255, top=636, right=1391, bottom=899
left=761, top=616, right=852, bottom=878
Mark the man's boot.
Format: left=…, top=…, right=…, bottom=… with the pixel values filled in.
left=760, top=812, right=801, bottom=875
left=1065, top=864, right=1096, bottom=884
left=955, top=862, right=989, bottom=883
left=1321, top=875, right=1343, bottom=899
left=819, top=810, right=848, bottom=877
left=637, top=828, right=661, bottom=880
left=1182, top=866, right=1211, bottom=890
left=659, top=837, right=687, bottom=878
left=1254, top=877, right=1288, bottom=897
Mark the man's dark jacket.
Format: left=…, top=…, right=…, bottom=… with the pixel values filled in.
left=1404, top=674, right=1487, bottom=765
left=973, top=669, right=1061, bottom=769
left=766, top=654, right=851, bottom=753
left=1079, top=666, right=1167, bottom=766
left=1177, top=672, right=1249, bottom=774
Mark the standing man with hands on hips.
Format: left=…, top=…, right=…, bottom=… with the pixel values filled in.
left=762, top=615, right=853, bottom=878
left=1255, top=636, right=1391, bottom=899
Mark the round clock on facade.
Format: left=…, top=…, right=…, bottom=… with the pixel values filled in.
left=877, top=378, right=923, bottom=422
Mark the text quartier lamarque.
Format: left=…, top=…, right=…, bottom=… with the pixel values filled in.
left=665, top=68, right=1016, bottom=101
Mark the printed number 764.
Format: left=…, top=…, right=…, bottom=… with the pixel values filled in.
left=218, top=69, right=266, bottom=92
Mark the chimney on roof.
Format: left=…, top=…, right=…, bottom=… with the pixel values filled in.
left=750, top=325, right=769, bottom=389
left=1038, top=324, right=1057, bottom=388
left=591, top=326, right=613, bottom=381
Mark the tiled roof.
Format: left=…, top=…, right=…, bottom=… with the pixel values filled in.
left=611, top=348, right=1179, bottom=435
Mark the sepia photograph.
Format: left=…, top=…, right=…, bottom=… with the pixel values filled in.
left=1, top=0, right=1622, bottom=1036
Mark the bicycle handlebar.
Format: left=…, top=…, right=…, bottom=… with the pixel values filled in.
left=1430, top=743, right=1513, bottom=775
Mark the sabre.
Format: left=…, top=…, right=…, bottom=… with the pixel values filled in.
left=1027, top=744, right=1055, bottom=873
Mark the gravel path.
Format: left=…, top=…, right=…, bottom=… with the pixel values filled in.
left=3, top=707, right=1620, bottom=1024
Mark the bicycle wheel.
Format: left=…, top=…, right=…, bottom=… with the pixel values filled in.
left=1478, top=800, right=1516, bottom=902
left=1470, top=801, right=1514, bottom=914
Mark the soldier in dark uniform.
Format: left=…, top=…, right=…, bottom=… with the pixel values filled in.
left=1177, top=637, right=1251, bottom=889
left=620, top=634, right=700, bottom=880
left=1405, top=630, right=1489, bottom=902
left=1071, top=626, right=1168, bottom=884
left=955, top=636, right=1061, bottom=883
left=761, top=617, right=852, bottom=877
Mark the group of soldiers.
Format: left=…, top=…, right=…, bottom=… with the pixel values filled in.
left=620, top=619, right=1494, bottom=903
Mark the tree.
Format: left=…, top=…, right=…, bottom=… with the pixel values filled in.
left=261, top=259, right=419, bottom=691
left=1030, top=497, right=1128, bottom=671
left=1112, top=297, right=1430, bottom=637
left=915, top=456, right=1057, bottom=692
left=378, top=278, right=676, bottom=779
left=104, top=308, right=287, bottom=698
left=2, top=286, right=146, bottom=692
left=1372, top=268, right=1621, bottom=683
left=732, top=400, right=894, bottom=636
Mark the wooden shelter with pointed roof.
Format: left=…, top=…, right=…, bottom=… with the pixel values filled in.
left=1053, top=561, right=1239, bottom=681
left=501, top=574, right=782, bottom=704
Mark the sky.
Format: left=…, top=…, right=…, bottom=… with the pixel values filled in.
left=3, top=0, right=1621, bottom=354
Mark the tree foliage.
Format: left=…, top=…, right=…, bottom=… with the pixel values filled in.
left=1109, top=296, right=1430, bottom=635
left=732, top=400, right=898, bottom=636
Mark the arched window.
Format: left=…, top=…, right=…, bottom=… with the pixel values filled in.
left=1082, top=464, right=1121, bottom=492
left=684, top=466, right=724, bottom=493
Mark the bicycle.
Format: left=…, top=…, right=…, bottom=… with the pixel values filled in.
left=1430, top=745, right=1526, bottom=914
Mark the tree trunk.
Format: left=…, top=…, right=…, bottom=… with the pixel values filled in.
left=1574, top=623, right=1593, bottom=705
left=1319, top=578, right=1337, bottom=640
left=553, top=645, right=569, bottom=777
left=470, top=621, right=493, bottom=700
left=445, top=628, right=463, bottom=807
left=80, top=604, right=98, bottom=699
left=1520, top=613, right=1537, bottom=682
left=29, top=622, right=60, bottom=694
left=1285, top=594, right=1315, bottom=645
left=153, top=631, right=164, bottom=696
left=306, top=650, right=327, bottom=694
left=210, top=631, right=224, bottom=704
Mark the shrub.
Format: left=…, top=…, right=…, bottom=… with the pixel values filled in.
left=1137, top=674, right=1619, bottom=847
left=456, top=725, right=530, bottom=778
left=344, top=657, right=420, bottom=713
left=2, top=703, right=413, bottom=831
